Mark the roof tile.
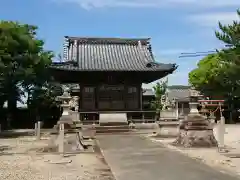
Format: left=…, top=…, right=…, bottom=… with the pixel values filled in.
left=51, top=37, right=176, bottom=72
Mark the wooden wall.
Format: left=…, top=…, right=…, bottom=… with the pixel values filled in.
left=79, top=84, right=141, bottom=111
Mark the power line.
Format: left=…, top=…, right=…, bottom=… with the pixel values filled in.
left=180, top=50, right=216, bottom=55
left=178, top=50, right=217, bottom=58
left=179, top=54, right=212, bottom=58
left=178, top=49, right=240, bottom=58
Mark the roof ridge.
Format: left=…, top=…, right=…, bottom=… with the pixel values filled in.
left=65, top=36, right=151, bottom=45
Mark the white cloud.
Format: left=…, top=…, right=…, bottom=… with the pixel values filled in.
left=187, top=11, right=239, bottom=27
left=55, top=0, right=240, bottom=9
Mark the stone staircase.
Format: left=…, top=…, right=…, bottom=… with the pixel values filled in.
left=96, top=122, right=130, bottom=134
left=96, top=113, right=130, bottom=134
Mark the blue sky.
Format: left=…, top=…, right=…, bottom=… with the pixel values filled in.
left=0, top=0, right=239, bottom=88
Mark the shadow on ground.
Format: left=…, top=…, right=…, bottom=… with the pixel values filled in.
left=0, top=145, right=13, bottom=151
left=0, top=130, right=34, bottom=139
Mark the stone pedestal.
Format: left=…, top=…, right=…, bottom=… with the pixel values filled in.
left=173, top=98, right=217, bottom=148
left=56, top=115, right=74, bottom=129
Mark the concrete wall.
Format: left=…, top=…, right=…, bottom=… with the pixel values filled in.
left=160, top=109, right=177, bottom=120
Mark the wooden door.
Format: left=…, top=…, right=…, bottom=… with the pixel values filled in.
left=98, top=85, right=125, bottom=110
left=81, top=86, right=96, bottom=110
left=126, top=86, right=139, bottom=110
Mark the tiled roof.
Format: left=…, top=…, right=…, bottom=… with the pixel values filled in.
left=51, top=37, right=177, bottom=72
left=166, top=86, right=191, bottom=102
left=166, top=86, right=202, bottom=102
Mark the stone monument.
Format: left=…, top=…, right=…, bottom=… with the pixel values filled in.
left=173, top=88, right=217, bottom=147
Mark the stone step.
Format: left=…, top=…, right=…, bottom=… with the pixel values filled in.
left=95, top=120, right=130, bottom=133
left=82, top=121, right=100, bottom=125
left=100, top=122, right=128, bottom=126
left=185, top=122, right=210, bottom=125
left=81, top=121, right=129, bottom=126
left=96, top=125, right=129, bottom=130
left=185, top=126, right=212, bottom=130
left=96, top=128, right=130, bottom=134
left=130, top=120, right=156, bottom=123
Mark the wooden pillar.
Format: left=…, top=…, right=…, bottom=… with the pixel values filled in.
left=95, top=85, right=98, bottom=110
left=124, top=83, right=128, bottom=110
left=79, top=84, right=83, bottom=112
left=140, top=85, right=143, bottom=110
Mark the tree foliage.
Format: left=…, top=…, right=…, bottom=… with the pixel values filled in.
left=189, top=9, right=240, bottom=98
left=152, top=80, right=167, bottom=111
left=0, top=21, right=60, bottom=125
left=215, top=9, right=240, bottom=97
left=189, top=54, right=227, bottom=96
left=27, top=82, right=63, bottom=122
left=215, top=9, right=240, bottom=48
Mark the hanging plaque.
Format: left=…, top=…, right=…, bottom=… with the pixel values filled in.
left=99, top=85, right=124, bottom=91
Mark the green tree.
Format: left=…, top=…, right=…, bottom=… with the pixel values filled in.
left=189, top=54, right=229, bottom=97
left=215, top=9, right=240, bottom=48
left=0, top=21, right=53, bottom=122
left=27, top=82, right=63, bottom=123
left=152, top=81, right=167, bottom=119
left=188, top=9, right=240, bottom=123
left=215, top=9, right=240, bottom=97
left=189, top=9, right=240, bottom=98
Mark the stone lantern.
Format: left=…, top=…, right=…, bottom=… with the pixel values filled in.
left=173, top=88, right=217, bottom=147
left=55, top=87, right=74, bottom=128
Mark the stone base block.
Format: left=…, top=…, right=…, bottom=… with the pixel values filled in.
left=173, top=129, right=218, bottom=148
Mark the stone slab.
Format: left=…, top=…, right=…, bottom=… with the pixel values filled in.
left=99, top=113, right=128, bottom=125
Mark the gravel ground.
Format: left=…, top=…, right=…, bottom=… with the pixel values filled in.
left=0, top=153, right=114, bottom=180
left=0, top=132, right=115, bottom=180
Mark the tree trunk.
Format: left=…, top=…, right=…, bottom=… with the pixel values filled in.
left=7, top=87, right=18, bottom=129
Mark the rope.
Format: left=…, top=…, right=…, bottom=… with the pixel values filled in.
left=209, top=106, right=220, bottom=114
left=201, top=106, right=220, bottom=116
